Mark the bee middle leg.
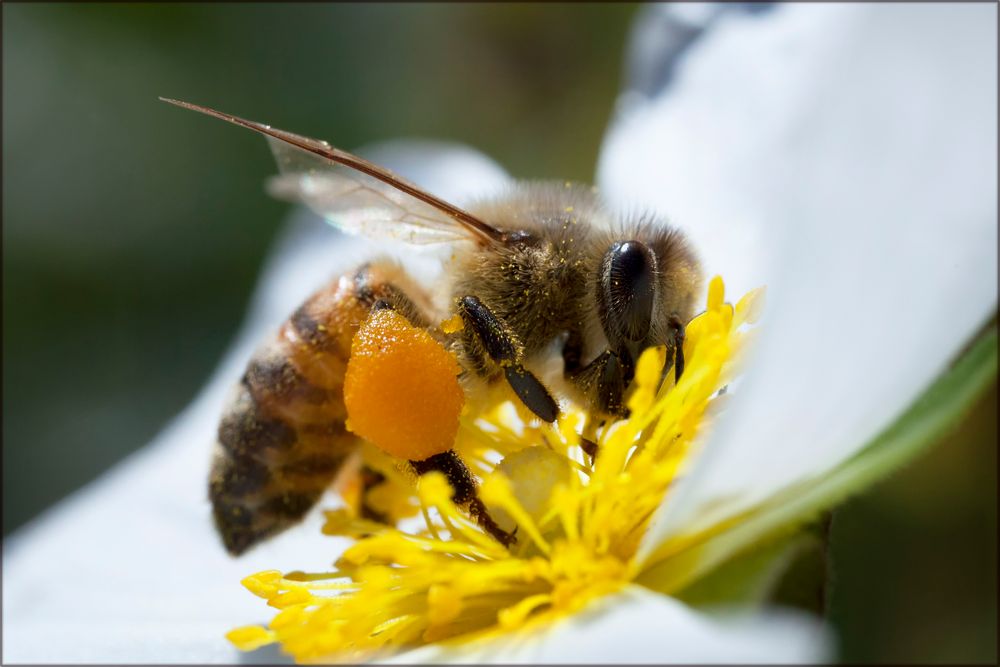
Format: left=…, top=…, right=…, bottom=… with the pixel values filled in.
left=457, top=295, right=559, bottom=423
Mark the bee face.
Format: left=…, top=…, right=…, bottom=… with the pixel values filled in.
left=597, top=228, right=702, bottom=373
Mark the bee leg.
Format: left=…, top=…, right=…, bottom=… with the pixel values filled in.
left=561, top=330, right=584, bottom=376
left=366, top=293, right=514, bottom=546
left=355, top=263, right=431, bottom=327
left=665, top=316, right=686, bottom=384
left=458, top=295, right=559, bottom=423
left=561, top=331, right=601, bottom=461
left=579, top=435, right=599, bottom=462
left=652, top=317, right=687, bottom=395
left=596, top=350, right=628, bottom=417
left=503, top=366, right=560, bottom=423
left=358, top=465, right=390, bottom=524
left=567, top=349, right=630, bottom=418
left=410, top=450, right=517, bottom=547
left=671, top=319, right=686, bottom=382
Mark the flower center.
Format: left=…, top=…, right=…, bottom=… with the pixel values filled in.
left=227, top=276, right=762, bottom=663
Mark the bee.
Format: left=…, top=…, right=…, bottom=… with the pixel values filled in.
left=162, top=98, right=702, bottom=556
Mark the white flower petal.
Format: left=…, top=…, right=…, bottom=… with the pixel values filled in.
left=1, top=142, right=508, bottom=664
left=361, top=139, right=511, bottom=204
left=1, top=353, right=330, bottom=663
left=601, top=4, right=827, bottom=300
left=391, top=585, right=830, bottom=664
left=597, top=4, right=997, bottom=556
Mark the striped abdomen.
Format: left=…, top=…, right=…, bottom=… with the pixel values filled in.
left=210, top=262, right=427, bottom=555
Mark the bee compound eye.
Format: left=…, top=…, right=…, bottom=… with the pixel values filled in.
left=599, top=240, right=657, bottom=343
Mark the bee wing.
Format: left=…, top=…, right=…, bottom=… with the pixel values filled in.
left=161, top=98, right=503, bottom=245
left=265, top=142, right=473, bottom=245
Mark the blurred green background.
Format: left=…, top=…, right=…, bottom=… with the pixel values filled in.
left=2, top=3, right=995, bottom=662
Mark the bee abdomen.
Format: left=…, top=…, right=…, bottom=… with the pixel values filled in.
left=209, top=262, right=435, bottom=556
left=243, top=350, right=345, bottom=424
left=210, top=378, right=354, bottom=555
left=210, top=273, right=369, bottom=555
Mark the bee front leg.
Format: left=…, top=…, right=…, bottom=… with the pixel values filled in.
left=670, top=317, right=686, bottom=382
left=594, top=350, right=630, bottom=417
left=656, top=317, right=687, bottom=393
left=567, top=348, right=631, bottom=419
left=457, top=295, right=559, bottom=423
left=561, top=346, right=633, bottom=461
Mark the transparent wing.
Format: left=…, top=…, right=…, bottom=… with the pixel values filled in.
left=160, top=98, right=502, bottom=245
left=265, top=138, right=472, bottom=244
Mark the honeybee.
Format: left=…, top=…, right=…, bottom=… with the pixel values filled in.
left=163, top=99, right=702, bottom=556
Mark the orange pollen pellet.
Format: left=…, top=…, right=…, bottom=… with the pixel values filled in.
left=344, top=309, right=465, bottom=461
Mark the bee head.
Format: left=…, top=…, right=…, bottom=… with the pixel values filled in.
left=596, top=229, right=702, bottom=373
left=597, top=240, right=657, bottom=347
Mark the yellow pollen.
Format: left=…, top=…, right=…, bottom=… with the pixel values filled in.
left=227, top=276, right=758, bottom=663
left=440, top=313, right=464, bottom=334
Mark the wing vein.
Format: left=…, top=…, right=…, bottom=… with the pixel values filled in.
left=160, top=97, right=504, bottom=245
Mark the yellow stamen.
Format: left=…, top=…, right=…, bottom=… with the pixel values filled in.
left=227, top=276, right=757, bottom=663
left=226, top=626, right=275, bottom=651
left=498, top=593, right=552, bottom=629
